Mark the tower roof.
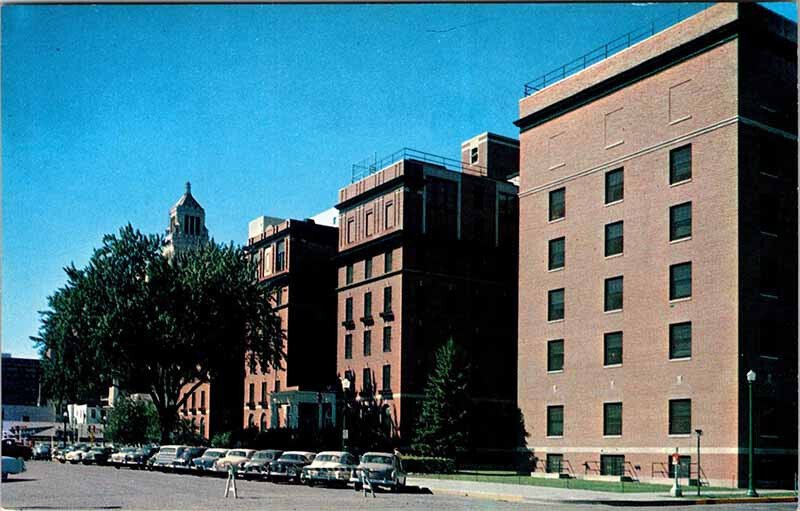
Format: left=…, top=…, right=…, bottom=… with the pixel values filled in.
left=173, top=181, right=203, bottom=210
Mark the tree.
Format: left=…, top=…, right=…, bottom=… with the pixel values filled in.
left=105, top=396, right=160, bottom=445
left=33, top=225, right=284, bottom=443
left=412, top=338, right=472, bottom=460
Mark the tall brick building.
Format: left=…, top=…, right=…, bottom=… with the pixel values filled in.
left=335, top=133, right=521, bottom=450
left=244, top=216, right=338, bottom=432
left=515, top=4, right=797, bottom=487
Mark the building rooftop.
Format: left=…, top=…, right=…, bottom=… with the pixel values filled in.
left=350, top=148, right=485, bottom=183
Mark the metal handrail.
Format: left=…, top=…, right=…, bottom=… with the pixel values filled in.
left=351, top=148, right=487, bottom=183
left=522, top=5, right=711, bottom=96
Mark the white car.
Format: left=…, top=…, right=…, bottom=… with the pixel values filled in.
left=302, top=451, right=358, bottom=486
left=2, top=456, right=26, bottom=481
left=65, top=444, right=92, bottom=464
left=351, top=452, right=407, bottom=491
left=214, top=449, right=256, bottom=472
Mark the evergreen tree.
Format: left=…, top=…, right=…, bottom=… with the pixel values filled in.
left=412, top=338, right=472, bottom=459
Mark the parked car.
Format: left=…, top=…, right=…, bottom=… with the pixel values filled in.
left=1, top=439, right=32, bottom=461
left=82, top=446, right=115, bottom=465
left=302, top=451, right=358, bottom=486
left=214, top=449, right=256, bottom=473
left=110, top=447, right=137, bottom=466
left=268, top=451, right=316, bottom=483
left=151, top=445, right=184, bottom=470
left=192, top=448, right=228, bottom=472
left=2, top=456, right=26, bottom=481
left=243, top=450, right=282, bottom=479
left=32, top=443, right=52, bottom=460
left=65, top=444, right=92, bottom=464
left=127, top=446, right=159, bottom=469
left=52, top=445, right=74, bottom=463
left=351, top=452, right=407, bottom=492
left=172, top=446, right=206, bottom=471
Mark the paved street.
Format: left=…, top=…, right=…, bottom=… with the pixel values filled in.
left=2, top=461, right=797, bottom=510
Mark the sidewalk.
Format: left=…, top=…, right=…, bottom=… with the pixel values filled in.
left=407, top=476, right=797, bottom=506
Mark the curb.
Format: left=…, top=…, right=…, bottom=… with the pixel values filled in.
left=429, top=487, right=525, bottom=503
left=540, top=496, right=798, bottom=507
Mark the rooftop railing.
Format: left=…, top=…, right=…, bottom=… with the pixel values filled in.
left=351, top=148, right=486, bottom=183
left=523, top=5, right=711, bottom=96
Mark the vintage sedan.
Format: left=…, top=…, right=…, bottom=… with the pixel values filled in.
left=214, top=449, right=256, bottom=473
left=126, top=446, right=159, bottom=469
left=1, top=439, right=32, bottom=461
left=32, top=443, right=51, bottom=460
left=2, top=456, right=26, bottom=481
left=82, top=446, right=115, bottom=465
left=242, top=450, right=282, bottom=479
left=351, top=452, right=407, bottom=491
left=110, top=447, right=137, bottom=466
left=64, top=444, right=92, bottom=464
left=301, top=451, right=358, bottom=486
left=52, top=445, right=74, bottom=463
left=171, top=446, right=206, bottom=471
left=268, top=451, right=316, bottom=483
left=192, top=448, right=228, bottom=472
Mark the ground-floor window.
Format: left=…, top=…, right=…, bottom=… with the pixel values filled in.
left=546, top=454, right=563, bottom=473
left=600, top=455, right=625, bottom=476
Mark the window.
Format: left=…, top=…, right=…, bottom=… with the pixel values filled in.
left=382, top=364, right=391, bottom=391
left=347, top=219, right=355, bottom=243
left=549, top=188, right=565, bottom=221
left=605, top=168, right=624, bottom=204
left=276, top=240, right=286, bottom=271
left=600, top=455, right=625, bottom=476
left=363, top=330, right=372, bottom=356
left=670, top=145, right=692, bottom=184
left=546, top=454, right=563, bottom=474
left=385, top=251, right=393, bottom=272
left=345, top=297, right=353, bottom=322
left=248, top=414, right=255, bottom=428
left=260, top=414, right=266, bottom=432
left=200, top=390, right=206, bottom=408
left=548, top=289, right=565, bottom=321
left=547, top=405, right=564, bottom=437
left=605, top=221, right=623, bottom=256
left=604, top=402, right=622, bottom=436
left=346, top=264, right=354, bottom=285
left=248, top=384, right=255, bottom=405
left=363, top=368, right=372, bottom=393
left=385, top=203, right=395, bottom=229
left=365, top=211, right=374, bottom=236
left=604, top=331, right=623, bottom=366
left=471, top=146, right=479, bottom=164
left=669, top=399, right=691, bottom=434
left=383, top=326, right=392, bottom=352
left=547, top=340, right=564, bottom=372
left=344, top=334, right=353, bottom=359
left=669, top=322, right=692, bottom=359
left=260, top=383, right=266, bottom=404
left=191, top=392, right=196, bottom=409
left=365, top=258, right=373, bottom=279
left=364, top=292, right=372, bottom=318
left=604, top=276, right=623, bottom=312
left=200, top=418, right=206, bottom=436
left=670, top=202, right=692, bottom=241
left=549, top=237, right=565, bottom=270
left=383, top=287, right=392, bottom=314
left=274, top=380, right=281, bottom=392
left=670, top=262, right=692, bottom=300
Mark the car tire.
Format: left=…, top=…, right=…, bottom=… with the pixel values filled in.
left=2, top=473, right=7, bottom=481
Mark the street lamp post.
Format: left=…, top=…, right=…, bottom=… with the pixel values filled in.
left=746, top=370, right=758, bottom=497
left=62, top=411, right=69, bottom=445
left=695, top=429, right=703, bottom=497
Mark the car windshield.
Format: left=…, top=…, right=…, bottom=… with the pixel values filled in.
left=206, top=451, right=224, bottom=458
left=253, top=452, right=272, bottom=460
left=362, top=455, right=393, bottom=465
left=316, top=455, right=341, bottom=463
left=229, top=450, right=248, bottom=457
left=160, top=448, right=176, bottom=455
left=280, top=454, right=306, bottom=462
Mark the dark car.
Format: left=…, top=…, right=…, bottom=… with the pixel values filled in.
left=268, top=451, right=316, bottom=483
left=32, top=443, right=52, bottom=460
left=83, top=446, right=115, bottom=465
left=172, top=446, right=206, bottom=471
left=1, top=439, right=32, bottom=461
left=243, top=450, right=282, bottom=479
left=191, top=448, right=228, bottom=472
left=127, top=446, right=158, bottom=469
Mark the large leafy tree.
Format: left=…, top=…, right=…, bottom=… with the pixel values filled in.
left=105, top=396, right=160, bottom=445
left=412, top=338, right=472, bottom=459
left=33, top=225, right=283, bottom=442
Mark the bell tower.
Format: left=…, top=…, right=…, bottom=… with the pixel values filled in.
left=163, top=181, right=209, bottom=257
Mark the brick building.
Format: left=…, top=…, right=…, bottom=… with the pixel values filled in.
left=244, top=216, right=339, bottom=432
left=335, top=133, right=520, bottom=450
left=515, top=4, right=797, bottom=487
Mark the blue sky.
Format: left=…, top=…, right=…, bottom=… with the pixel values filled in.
left=3, top=3, right=796, bottom=358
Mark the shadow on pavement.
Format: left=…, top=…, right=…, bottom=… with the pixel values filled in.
left=401, top=485, right=434, bottom=495
left=2, top=477, right=37, bottom=483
